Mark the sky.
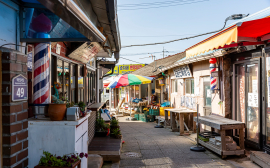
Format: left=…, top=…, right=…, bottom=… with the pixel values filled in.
left=112, top=0, right=270, bottom=65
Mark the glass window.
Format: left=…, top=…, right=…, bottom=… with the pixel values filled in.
left=57, top=59, right=63, bottom=99
left=172, top=79, right=178, bottom=93
left=78, top=66, right=84, bottom=102
left=265, top=52, right=270, bottom=146
left=185, top=78, right=194, bottom=94
left=203, top=77, right=211, bottom=106
left=64, top=62, right=70, bottom=101
left=71, top=64, right=76, bottom=102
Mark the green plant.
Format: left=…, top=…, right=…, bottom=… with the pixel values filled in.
left=96, top=118, right=105, bottom=131
left=111, top=128, right=121, bottom=136
left=104, top=124, right=110, bottom=129
left=110, top=118, right=119, bottom=127
left=78, top=101, right=86, bottom=112
left=52, top=95, right=65, bottom=104
left=66, top=101, right=75, bottom=108
left=38, top=151, right=88, bottom=167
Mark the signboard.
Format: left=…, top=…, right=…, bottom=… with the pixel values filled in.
left=106, top=64, right=145, bottom=75
left=68, top=42, right=101, bottom=64
left=173, top=65, right=192, bottom=78
left=56, top=44, right=61, bottom=55
left=119, top=64, right=145, bottom=74
left=12, top=75, right=28, bottom=101
left=27, top=51, right=32, bottom=71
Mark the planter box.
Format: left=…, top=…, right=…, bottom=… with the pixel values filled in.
left=95, top=131, right=108, bottom=137
left=35, top=160, right=81, bottom=168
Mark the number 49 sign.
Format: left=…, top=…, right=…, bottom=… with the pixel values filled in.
left=12, top=74, right=28, bottom=101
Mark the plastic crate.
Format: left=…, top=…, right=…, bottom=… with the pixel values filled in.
left=146, top=115, right=155, bottom=122
left=134, top=114, right=140, bottom=120
left=149, top=109, right=159, bottom=116
left=160, top=107, right=173, bottom=116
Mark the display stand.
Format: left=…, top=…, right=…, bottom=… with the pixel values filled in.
left=194, top=115, right=245, bottom=158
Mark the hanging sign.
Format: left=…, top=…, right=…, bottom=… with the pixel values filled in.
left=27, top=51, right=33, bottom=71
left=173, top=65, right=192, bottom=78
left=12, top=75, right=28, bottom=101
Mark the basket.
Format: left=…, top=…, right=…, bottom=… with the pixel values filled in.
left=149, top=109, right=159, bottom=116
left=160, top=107, right=172, bottom=116
left=134, top=114, right=140, bottom=120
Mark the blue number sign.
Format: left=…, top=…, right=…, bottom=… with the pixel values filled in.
left=12, top=75, right=28, bottom=101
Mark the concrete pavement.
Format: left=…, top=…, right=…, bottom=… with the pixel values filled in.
left=118, top=117, right=259, bottom=168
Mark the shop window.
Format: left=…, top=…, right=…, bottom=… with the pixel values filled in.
left=64, top=62, right=70, bottom=101
left=51, top=56, right=56, bottom=97
left=57, top=59, right=63, bottom=99
left=71, top=64, right=76, bottom=102
left=185, top=78, right=194, bottom=94
left=78, top=66, right=84, bottom=102
left=203, top=77, right=211, bottom=106
left=172, top=79, right=178, bottom=93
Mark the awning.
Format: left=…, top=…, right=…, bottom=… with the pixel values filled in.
left=186, top=17, right=270, bottom=58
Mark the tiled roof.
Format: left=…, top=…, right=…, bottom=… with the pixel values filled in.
left=131, top=52, right=185, bottom=76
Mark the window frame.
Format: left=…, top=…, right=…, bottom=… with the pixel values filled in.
left=203, top=76, right=211, bottom=107
left=185, top=78, right=194, bottom=95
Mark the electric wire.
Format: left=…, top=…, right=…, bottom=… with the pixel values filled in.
left=121, top=34, right=196, bottom=37
left=118, top=0, right=209, bottom=11
left=122, top=20, right=228, bottom=48
left=120, top=50, right=183, bottom=56
left=118, top=0, right=193, bottom=7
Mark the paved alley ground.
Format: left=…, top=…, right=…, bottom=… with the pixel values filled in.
left=118, top=117, right=259, bottom=168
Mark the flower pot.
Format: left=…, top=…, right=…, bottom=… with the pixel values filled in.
left=114, top=135, right=122, bottom=139
left=48, top=104, right=67, bottom=121
left=34, top=160, right=81, bottom=168
left=110, top=125, right=120, bottom=136
left=95, top=131, right=109, bottom=137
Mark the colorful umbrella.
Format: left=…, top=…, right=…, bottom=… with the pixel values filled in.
left=108, top=74, right=154, bottom=89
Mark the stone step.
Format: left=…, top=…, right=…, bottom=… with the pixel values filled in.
left=88, top=154, right=103, bottom=168
left=250, top=151, right=270, bottom=168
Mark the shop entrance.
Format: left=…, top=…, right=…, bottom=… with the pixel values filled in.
left=233, top=59, right=261, bottom=149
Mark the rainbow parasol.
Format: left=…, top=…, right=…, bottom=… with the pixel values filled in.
left=108, top=74, right=154, bottom=89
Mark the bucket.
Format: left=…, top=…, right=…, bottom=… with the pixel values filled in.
left=29, top=104, right=49, bottom=117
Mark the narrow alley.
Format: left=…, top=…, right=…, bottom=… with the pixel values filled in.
left=118, top=118, right=258, bottom=168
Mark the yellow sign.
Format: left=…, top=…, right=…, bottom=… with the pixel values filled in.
left=106, top=64, right=146, bottom=75
left=119, top=64, right=145, bottom=74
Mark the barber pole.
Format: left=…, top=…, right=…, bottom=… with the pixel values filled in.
left=209, top=58, right=217, bottom=91
left=33, top=43, right=51, bottom=104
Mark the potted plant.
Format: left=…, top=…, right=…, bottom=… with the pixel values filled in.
left=48, top=95, right=67, bottom=121
left=110, top=119, right=120, bottom=136
left=111, top=128, right=122, bottom=139
left=95, top=118, right=109, bottom=137
left=35, top=151, right=88, bottom=168
left=78, top=101, right=86, bottom=117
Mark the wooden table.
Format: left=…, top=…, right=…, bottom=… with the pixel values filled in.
left=88, top=102, right=106, bottom=111
left=165, top=108, right=197, bottom=135
left=194, top=115, right=245, bottom=158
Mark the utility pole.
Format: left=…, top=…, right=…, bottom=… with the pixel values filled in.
left=162, top=47, right=168, bottom=58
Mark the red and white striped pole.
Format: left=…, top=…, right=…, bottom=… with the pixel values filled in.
left=33, top=43, right=51, bottom=104
left=209, top=58, right=217, bottom=91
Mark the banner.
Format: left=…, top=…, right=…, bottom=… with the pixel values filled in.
left=173, top=65, right=192, bottom=78
left=106, top=64, right=145, bottom=75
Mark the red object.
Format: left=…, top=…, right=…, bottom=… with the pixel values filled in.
left=209, top=58, right=217, bottom=64
left=32, top=13, right=52, bottom=33
left=106, top=128, right=110, bottom=136
left=122, top=141, right=125, bottom=144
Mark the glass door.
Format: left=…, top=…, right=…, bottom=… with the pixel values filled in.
left=235, top=60, right=260, bottom=148
left=264, top=50, right=270, bottom=149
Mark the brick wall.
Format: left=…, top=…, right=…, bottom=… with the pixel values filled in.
left=1, top=49, right=28, bottom=168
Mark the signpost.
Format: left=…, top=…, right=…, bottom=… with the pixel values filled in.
left=12, top=75, right=28, bottom=101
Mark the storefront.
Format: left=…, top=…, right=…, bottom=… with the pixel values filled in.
left=232, top=46, right=270, bottom=152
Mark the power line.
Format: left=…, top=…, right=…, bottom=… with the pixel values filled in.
left=120, top=57, right=150, bottom=65
left=121, top=34, right=196, bottom=38
left=118, top=0, right=191, bottom=7
left=118, top=0, right=209, bottom=11
left=122, top=20, right=228, bottom=48
left=120, top=50, right=183, bottom=56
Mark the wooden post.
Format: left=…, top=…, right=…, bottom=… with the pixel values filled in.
left=220, top=130, right=226, bottom=151
left=180, top=113, right=184, bottom=135
left=193, top=112, right=197, bottom=133
left=239, top=128, right=245, bottom=149
left=165, top=110, right=168, bottom=128
left=148, top=83, right=151, bottom=105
